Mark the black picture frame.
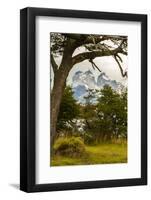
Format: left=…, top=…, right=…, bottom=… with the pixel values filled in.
left=20, top=7, right=147, bottom=193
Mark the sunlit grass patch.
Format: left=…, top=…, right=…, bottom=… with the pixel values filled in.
left=51, top=143, right=127, bottom=166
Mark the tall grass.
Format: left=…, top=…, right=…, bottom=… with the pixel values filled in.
left=51, top=138, right=127, bottom=166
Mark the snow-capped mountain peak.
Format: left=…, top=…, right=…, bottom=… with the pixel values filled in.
left=71, top=70, right=126, bottom=103
left=72, top=70, right=97, bottom=89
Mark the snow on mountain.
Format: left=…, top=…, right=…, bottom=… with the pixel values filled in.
left=71, top=70, right=126, bottom=103
left=97, top=72, right=110, bottom=87
left=97, top=72, right=124, bottom=91
left=72, top=70, right=97, bottom=89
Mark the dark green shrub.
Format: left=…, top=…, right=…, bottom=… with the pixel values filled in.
left=53, top=136, right=86, bottom=157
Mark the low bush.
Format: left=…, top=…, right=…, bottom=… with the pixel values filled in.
left=53, top=136, right=86, bottom=157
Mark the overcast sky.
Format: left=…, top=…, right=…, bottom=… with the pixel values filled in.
left=67, top=54, right=128, bottom=85
left=51, top=46, right=128, bottom=87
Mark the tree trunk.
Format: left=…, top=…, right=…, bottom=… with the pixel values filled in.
left=106, top=132, right=112, bottom=142
left=51, top=63, right=71, bottom=146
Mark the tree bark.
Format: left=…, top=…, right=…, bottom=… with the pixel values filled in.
left=51, top=62, right=72, bottom=145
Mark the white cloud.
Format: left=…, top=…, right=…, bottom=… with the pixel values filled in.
left=51, top=44, right=128, bottom=87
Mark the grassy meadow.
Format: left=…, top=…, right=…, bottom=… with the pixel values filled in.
left=51, top=142, right=127, bottom=166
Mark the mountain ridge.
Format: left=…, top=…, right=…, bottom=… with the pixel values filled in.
left=71, top=70, right=127, bottom=103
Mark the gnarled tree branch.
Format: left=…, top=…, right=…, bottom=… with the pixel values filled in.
left=72, top=46, right=127, bottom=66
left=102, top=41, right=127, bottom=78
left=64, top=34, right=109, bottom=50
left=114, top=55, right=127, bottom=77
left=89, top=58, right=102, bottom=73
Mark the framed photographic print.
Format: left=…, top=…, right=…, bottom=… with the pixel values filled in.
left=20, top=7, right=147, bottom=192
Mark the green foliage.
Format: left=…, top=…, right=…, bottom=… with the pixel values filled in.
left=81, top=89, right=99, bottom=144
left=56, top=85, right=127, bottom=145
left=51, top=85, right=128, bottom=166
left=50, top=33, right=66, bottom=55
left=81, top=85, right=127, bottom=143
left=57, top=86, right=80, bottom=131
left=53, top=136, right=86, bottom=157
left=97, top=85, right=127, bottom=140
